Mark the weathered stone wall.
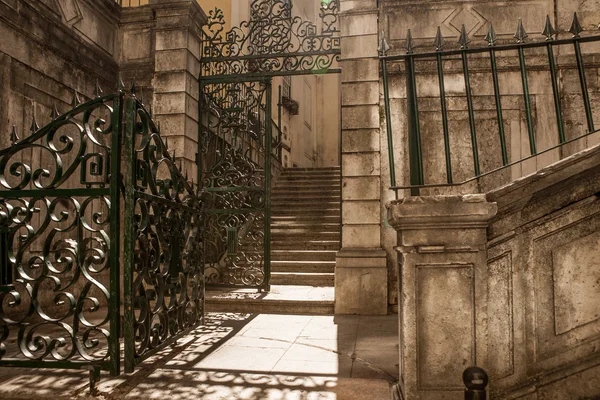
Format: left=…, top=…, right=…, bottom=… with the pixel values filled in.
left=0, top=0, right=120, bottom=149
left=376, top=0, right=600, bottom=311
left=388, top=144, right=600, bottom=399
left=484, top=145, right=600, bottom=399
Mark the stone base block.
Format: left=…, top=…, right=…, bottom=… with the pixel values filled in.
left=334, top=248, right=387, bottom=315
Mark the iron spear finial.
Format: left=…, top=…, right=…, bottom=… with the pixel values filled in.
left=458, top=24, right=470, bottom=49
left=379, top=31, right=390, bottom=56
left=10, top=125, right=19, bottom=145
left=569, top=12, right=583, bottom=37
left=543, top=15, right=557, bottom=40
left=434, top=26, right=445, bottom=51
left=485, top=23, right=498, bottom=46
left=50, top=103, right=60, bottom=120
left=406, top=29, right=414, bottom=54
left=71, top=90, right=82, bottom=107
left=93, top=79, right=103, bottom=98
left=515, top=18, right=528, bottom=43
left=117, top=73, right=125, bottom=92
left=30, top=114, right=39, bottom=134
left=131, top=78, right=137, bottom=96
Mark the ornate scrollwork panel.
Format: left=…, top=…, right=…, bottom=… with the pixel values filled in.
left=127, top=100, right=204, bottom=364
left=0, top=95, right=121, bottom=367
left=201, top=0, right=340, bottom=78
left=199, top=79, right=270, bottom=288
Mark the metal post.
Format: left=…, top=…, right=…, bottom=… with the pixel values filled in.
left=0, top=227, right=11, bottom=286
left=381, top=58, right=396, bottom=190
left=463, top=366, right=488, bottom=400
left=278, top=85, right=283, bottom=164
left=406, top=56, right=423, bottom=195
left=264, top=78, right=272, bottom=291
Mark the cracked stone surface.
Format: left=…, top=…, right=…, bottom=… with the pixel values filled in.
left=0, top=313, right=398, bottom=400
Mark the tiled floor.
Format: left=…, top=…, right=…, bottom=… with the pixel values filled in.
left=0, top=313, right=399, bottom=400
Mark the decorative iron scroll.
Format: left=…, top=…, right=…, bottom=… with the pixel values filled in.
left=201, top=0, right=340, bottom=78
left=124, top=98, right=204, bottom=372
left=0, top=94, right=122, bottom=374
left=200, top=79, right=271, bottom=288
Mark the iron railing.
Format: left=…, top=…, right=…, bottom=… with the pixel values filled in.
left=381, top=13, right=600, bottom=196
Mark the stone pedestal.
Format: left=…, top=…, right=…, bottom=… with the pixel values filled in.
left=335, top=248, right=387, bottom=315
left=388, top=195, right=497, bottom=400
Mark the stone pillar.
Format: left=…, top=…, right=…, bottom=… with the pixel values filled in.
left=335, top=0, right=387, bottom=315
left=150, top=0, right=205, bottom=179
left=388, top=195, right=497, bottom=400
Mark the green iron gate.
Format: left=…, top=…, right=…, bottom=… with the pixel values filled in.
left=199, top=0, right=341, bottom=289
left=0, top=88, right=205, bottom=385
left=0, top=93, right=124, bottom=382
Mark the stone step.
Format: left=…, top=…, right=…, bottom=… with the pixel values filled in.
left=272, top=201, right=340, bottom=209
left=270, top=222, right=341, bottom=229
left=272, top=182, right=341, bottom=192
left=271, top=197, right=341, bottom=204
left=276, top=178, right=341, bottom=184
left=271, top=261, right=335, bottom=273
left=271, top=240, right=340, bottom=251
left=205, top=285, right=335, bottom=315
left=271, top=250, right=337, bottom=262
left=271, top=215, right=340, bottom=222
left=271, top=229, right=341, bottom=237
left=270, top=272, right=334, bottom=286
left=272, top=208, right=340, bottom=216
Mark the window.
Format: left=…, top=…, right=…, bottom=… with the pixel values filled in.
left=283, top=76, right=292, bottom=99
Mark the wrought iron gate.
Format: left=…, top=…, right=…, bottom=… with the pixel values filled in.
left=0, top=93, right=123, bottom=378
left=122, top=96, right=204, bottom=373
left=0, top=89, right=205, bottom=382
left=200, top=78, right=272, bottom=289
left=199, top=0, right=341, bottom=289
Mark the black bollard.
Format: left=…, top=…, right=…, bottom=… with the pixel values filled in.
left=463, top=366, right=488, bottom=400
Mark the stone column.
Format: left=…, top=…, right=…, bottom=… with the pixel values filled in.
left=335, top=0, right=387, bottom=315
left=150, top=0, right=206, bottom=179
left=388, top=195, right=497, bottom=399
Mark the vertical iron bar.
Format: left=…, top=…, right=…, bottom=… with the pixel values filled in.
left=122, top=97, right=136, bottom=374
left=108, top=95, right=123, bottom=377
left=436, top=53, right=453, bottom=183
left=197, top=81, right=204, bottom=187
left=462, top=50, right=481, bottom=177
left=381, top=58, right=397, bottom=189
left=278, top=85, right=282, bottom=164
left=0, top=228, right=10, bottom=286
left=264, top=79, right=272, bottom=291
left=406, top=56, right=424, bottom=195
left=518, top=47, right=536, bottom=155
left=489, top=48, right=508, bottom=165
left=574, top=40, right=595, bottom=133
left=546, top=42, right=565, bottom=144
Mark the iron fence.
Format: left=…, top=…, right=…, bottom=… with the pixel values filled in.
left=381, top=13, right=600, bottom=196
left=116, top=0, right=147, bottom=7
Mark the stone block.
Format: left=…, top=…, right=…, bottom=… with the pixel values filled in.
left=342, top=129, right=380, bottom=153
left=342, top=176, right=380, bottom=200
left=341, top=59, right=379, bottom=83
left=154, top=92, right=186, bottom=115
left=335, top=248, right=388, bottom=315
left=341, top=105, right=379, bottom=129
left=340, top=34, right=378, bottom=59
left=342, top=224, right=381, bottom=248
left=156, top=29, right=187, bottom=51
left=339, top=12, right=378, bottom=37
left=342, top=200, right=380, bottom=224
left=155, top=49, right=188, bottom=72
left=342, top=152, right=380, bottom=176
left=342, top=81, right=379, bottom=106
left=339, top=0, right=377, bottom=12
left=121, top=28, right=152, bottom=61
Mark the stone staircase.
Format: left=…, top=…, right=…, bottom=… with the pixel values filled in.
left=205, top=167, right=341, bottom=315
